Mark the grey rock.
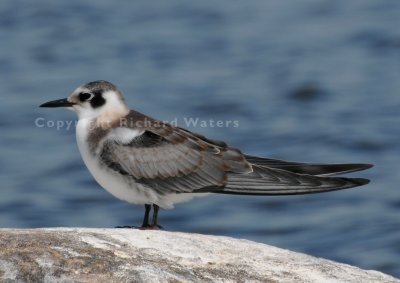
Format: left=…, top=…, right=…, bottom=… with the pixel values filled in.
left=0, top=228, right=397, bottom=283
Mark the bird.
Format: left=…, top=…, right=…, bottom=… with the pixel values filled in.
left=40, top=80, right=373, bottom=229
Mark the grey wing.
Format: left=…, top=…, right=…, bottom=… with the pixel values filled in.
left=176, top=129, right=373, bottom=177
left=99, top=126, right=252, bottom=195
left=99, top=124, right=370, bottom=196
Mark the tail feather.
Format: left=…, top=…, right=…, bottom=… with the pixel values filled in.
left=245, top=155, right=373, bottom=177
left=208, top=165, right=370, bottom=195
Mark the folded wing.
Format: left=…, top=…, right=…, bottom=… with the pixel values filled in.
left=98, top=110, right=372, bottom=196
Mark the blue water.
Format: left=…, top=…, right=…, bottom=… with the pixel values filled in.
left=0, top=0, right=399, bottom=277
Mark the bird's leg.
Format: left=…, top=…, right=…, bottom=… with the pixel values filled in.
left=141, top=204, right=151, bottom=228
left=140, top=204, right=163, bottom=230
left=150, top=204, right=163, bottom=229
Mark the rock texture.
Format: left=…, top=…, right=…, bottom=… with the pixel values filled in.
left=0, top=228, right=397, bottom=283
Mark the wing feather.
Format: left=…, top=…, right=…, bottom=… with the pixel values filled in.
left=98, top=113, right=250, bottom=193
left=96, top=110, right=371, bottom=196
left=245, top=155, right=373, bottom=176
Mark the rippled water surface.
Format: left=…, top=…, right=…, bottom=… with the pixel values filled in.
left=0, top=0, right=399, bottom=277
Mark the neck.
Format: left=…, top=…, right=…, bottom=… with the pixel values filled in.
left=95, top=108, right=129, bottom=129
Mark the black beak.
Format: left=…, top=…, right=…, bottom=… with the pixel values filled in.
left=39, top=98, right=75, bottom=108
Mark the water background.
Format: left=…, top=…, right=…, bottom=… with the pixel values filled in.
left=0, top=0, right=399, bottom=277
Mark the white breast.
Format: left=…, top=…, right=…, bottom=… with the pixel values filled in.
left=75, top=119, right=205, bottom=208
left=76, top=119, right=158, bottom=205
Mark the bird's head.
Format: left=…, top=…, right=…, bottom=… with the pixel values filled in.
left=40, top=80, right=129, bottom=120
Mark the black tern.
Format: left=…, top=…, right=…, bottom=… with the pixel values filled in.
left=40, top=80, right=373, bottom=229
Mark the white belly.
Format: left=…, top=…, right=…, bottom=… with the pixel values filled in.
left=75, top=118, right=206, bottom=208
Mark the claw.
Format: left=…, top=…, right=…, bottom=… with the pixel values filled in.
left=115, top=225, right=138, bottom=229
left=140, top=224, right=163, bottom=230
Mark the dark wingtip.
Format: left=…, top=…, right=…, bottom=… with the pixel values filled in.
left=343, top=163, right=374, bottom=171
left=351, top=178, right=371, bottom=186
left=362, top=163, right=374, bottom=170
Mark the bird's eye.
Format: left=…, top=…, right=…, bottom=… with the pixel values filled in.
left=79, top=92, right=92, bottom=102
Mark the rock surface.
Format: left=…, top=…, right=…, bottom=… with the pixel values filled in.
left=0, top=228, right=397, bottom=283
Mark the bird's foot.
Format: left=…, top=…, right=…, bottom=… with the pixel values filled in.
left=139, top=224, right=163, bottom=230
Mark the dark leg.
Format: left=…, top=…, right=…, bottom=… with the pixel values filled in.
left=141, top=204, right=151, bottom=228
left=150, top=204, right=162, bottom=229
left=140, top=204, right=163, bottom=230
left=116, top=204, right=163, bottom=230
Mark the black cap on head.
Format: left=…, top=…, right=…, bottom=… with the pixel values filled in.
left=82, top=80, right=118, bottom=93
